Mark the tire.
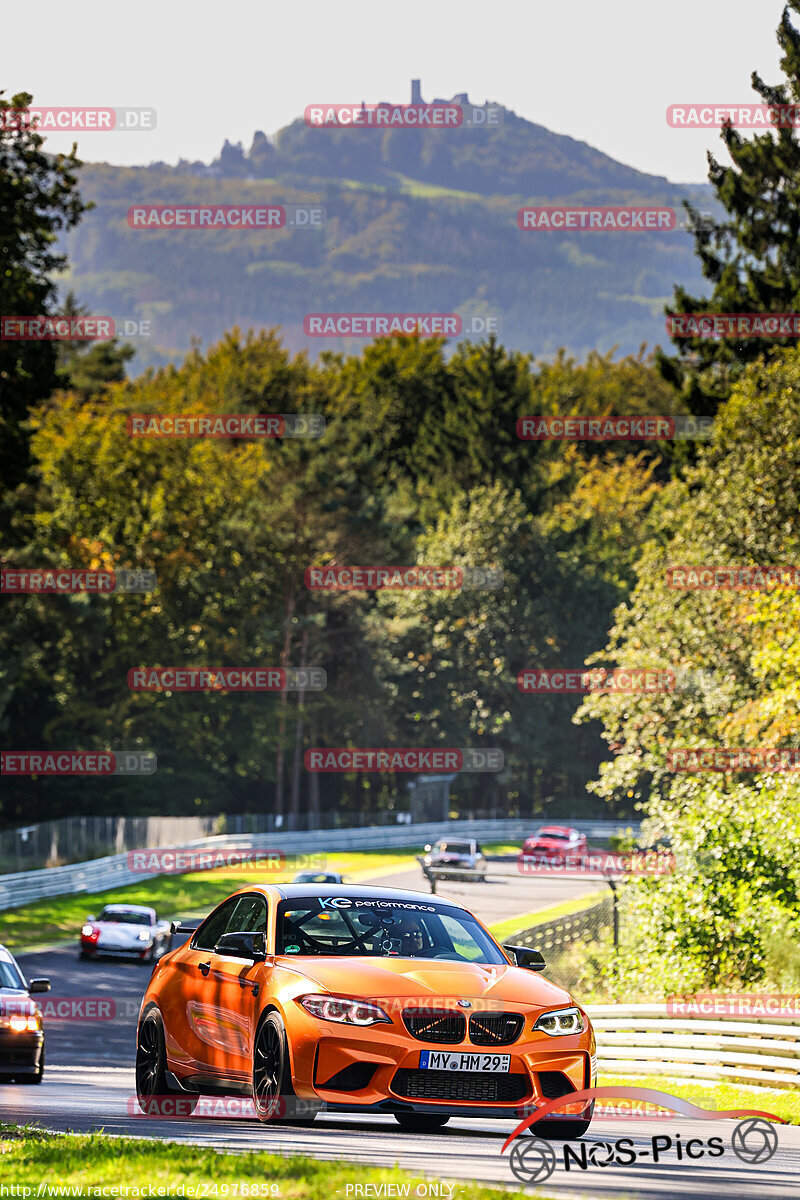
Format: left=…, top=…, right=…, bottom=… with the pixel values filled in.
left=394, top=1113, right=450, bottom=1131
left=79, top=949, right=92, bottom=961
left=20, top=1047, right=44, bottom=1085
left=252, top=1012, right=319, bottom=1124
left=135, top=1008, right=197, bottom=1116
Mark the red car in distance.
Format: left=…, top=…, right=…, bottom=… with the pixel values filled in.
left=519, top=826, right=588, bottom=867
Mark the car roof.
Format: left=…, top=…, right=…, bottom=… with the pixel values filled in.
left=0, top=944, right=17, bottom=964
left=232, top=882, right=464, bottom=908
left=100, top=904, right=156, bottom=916
left=537, top=825, right=575, bottom=834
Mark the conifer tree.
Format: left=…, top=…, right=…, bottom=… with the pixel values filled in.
left=660, top=2, right=800, bottom=414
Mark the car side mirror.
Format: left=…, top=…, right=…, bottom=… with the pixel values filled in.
left=504, top=945, right=546, bottom=971
left=28, top=979, right=51, bottom=994
left=215, top=931, right=267, bottom=962
left=86, top=915, right=95, bottom=922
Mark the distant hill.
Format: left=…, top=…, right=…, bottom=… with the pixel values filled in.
left=60, top=83, right=714, bottom=371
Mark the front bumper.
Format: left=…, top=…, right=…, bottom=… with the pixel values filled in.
left=0, top=1031, right=44, bottom=1075
left=322, top=1096, right=594, bottom=1121
left=290, top=1011, right=592, bottom=1116
left=82, top=940, right=150, bottom=957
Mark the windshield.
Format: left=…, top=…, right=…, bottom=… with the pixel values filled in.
left=276, top=898, right=507, bottom=964
left=0, top=960, right=26, bottom=990
left=98, top=909, right=152, bottom=925
left=436, top=842, right=472, bottom=854
left=535, top=830, right=570, bottom=840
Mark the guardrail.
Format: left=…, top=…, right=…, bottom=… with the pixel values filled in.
left=586, top=1004, right=800, bottom=1089
left=512, top=898, right=614, bottom=955
left=0, top=818, right=638, bottom=912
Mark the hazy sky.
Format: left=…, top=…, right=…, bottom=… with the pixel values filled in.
left=1, top=0, right=789, bottom=182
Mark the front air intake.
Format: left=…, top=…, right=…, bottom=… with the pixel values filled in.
left=402, top=1008, right=466, bottom=1044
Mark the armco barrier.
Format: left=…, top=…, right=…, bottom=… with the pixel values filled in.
left=512, top=897, right=614, bottom=956
left=587, top=1004, right=800, bottom=1089
left=0, top=818, right=637, bottom=912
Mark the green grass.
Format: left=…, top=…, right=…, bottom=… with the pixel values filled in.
left=0, top=1127, right=544, bottom=1197
left=387, top=173, right=487, bottom=201
left=0, top=849, right=419, bottom=951
left=488, top=890, right=606, bottom=944
left=600, top=1073, right=800, bottom=1125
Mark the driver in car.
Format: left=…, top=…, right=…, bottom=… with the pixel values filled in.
left=380, top=914, right=426, bottom=956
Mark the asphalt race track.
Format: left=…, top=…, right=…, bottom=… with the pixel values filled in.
left=3, top=1066, right=799, bottom=1198
left=5, top=863, right=799, bottom=1197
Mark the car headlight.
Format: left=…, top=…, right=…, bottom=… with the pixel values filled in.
left=137, top=930, right=152, bottom=941
left=81, top=925, right=95, bottom=937
left=9, top=1015, right=41, bottom=1033
left=533, top=1006, right=584, bottom=1036
left=299, top=994, right=391, bottom=1026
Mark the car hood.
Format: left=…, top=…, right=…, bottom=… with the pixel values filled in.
left=281, top=956, right=572, bottom=1009
left=0, top=989, right=37, bottom=1018
left=91, top=922, right=149, bottom=943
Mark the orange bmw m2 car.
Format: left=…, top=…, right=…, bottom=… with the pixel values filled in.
left=136, top=884, right=596, bottom=1134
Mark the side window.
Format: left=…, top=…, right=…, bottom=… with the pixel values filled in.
left=224, top=894, right=268, bottom=937
left=192, top=898, right=239, bottom=952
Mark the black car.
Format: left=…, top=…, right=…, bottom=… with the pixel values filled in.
left=0, top=944, right=50, bottom=1083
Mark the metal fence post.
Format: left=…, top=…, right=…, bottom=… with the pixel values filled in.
left=606, top=876, right=619, bottom=952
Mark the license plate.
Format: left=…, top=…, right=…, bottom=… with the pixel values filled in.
left=419, top=1051, right=510, bottom=1073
